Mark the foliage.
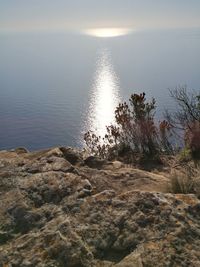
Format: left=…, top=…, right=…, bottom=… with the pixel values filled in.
left=184, top=121, right=200, bottom=161
left=165, top=86, right=200, bottom=160
left=168, top=87, right=200, bottom=128
left=84, top=92, right=172, bottom=159
left=169, top=166, right=200, bottom=196
left=159, top=120, right=173, bottom=153
left=84, top=125, right=120, bottom=159
left=178, top=147, right=192, bottom=162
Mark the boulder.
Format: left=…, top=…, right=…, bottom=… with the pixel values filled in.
left=60, top=147, right=83, bottom=165
left=84, top=156, right=107, bottom=169
left=23, top=156, right=73, bottom=174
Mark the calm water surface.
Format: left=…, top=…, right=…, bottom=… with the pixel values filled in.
left=0, top=29, right=200, bottom=150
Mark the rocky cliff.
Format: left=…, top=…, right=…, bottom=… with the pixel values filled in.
left=0, top=147, right=200, bottom=267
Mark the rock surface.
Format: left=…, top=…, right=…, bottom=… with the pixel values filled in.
left=0, top=147, right=200, bottom=266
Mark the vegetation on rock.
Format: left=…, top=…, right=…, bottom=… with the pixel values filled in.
left=169, top=165, right=200, bottom=195
left=166, top=87, right=200, bottom=161
left=84, top=87, right=200, bottom=165
left=84, top=92, right=172, bottom=161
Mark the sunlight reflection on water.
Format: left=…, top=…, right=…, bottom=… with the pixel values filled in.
left=85, top=48, right=121, bottom=138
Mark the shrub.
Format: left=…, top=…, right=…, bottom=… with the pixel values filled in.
left=169, top=166, right=200, bottom=196
left=184, top=121, right=200, bottom=161
left=178, top=147, right=192, bottom=162
left=159, top=120, right=173, bottom=154
left=165, top=86, right=200, bottom=161
left=84, top=92, right=172, bottom=160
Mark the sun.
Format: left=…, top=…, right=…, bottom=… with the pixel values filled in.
left=84, top=28, right=132, bottom=38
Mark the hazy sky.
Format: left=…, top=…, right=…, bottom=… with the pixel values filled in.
left=1, top=0, right=200, bottom=32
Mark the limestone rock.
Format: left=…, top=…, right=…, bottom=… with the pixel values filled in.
left=60, top=146, right=83, bottom=165
left=0, top=147, right=200, bottom=267
left=84, top=156, right=107, bottom=169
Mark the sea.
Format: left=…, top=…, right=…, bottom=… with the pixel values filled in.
left=0, top=28, right=200, bottom=150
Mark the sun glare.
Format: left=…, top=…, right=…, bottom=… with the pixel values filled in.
left=85, top=48, right=120, bottom=138
left=84, top=28, right=132, bottom=38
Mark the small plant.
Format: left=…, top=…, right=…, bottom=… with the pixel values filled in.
left=169, top=166, right=200, bottom=196
left=83, top=127, right=119, bottom=159
left=178, top=147, right=192, bottom=162
left=159, top=120, right=173, bottom=154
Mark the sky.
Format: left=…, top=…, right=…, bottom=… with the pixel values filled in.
left=0, top=0, right=200, bottom=32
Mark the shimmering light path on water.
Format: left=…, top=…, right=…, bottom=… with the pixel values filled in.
left=85, top=48, right=121, bottom=138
